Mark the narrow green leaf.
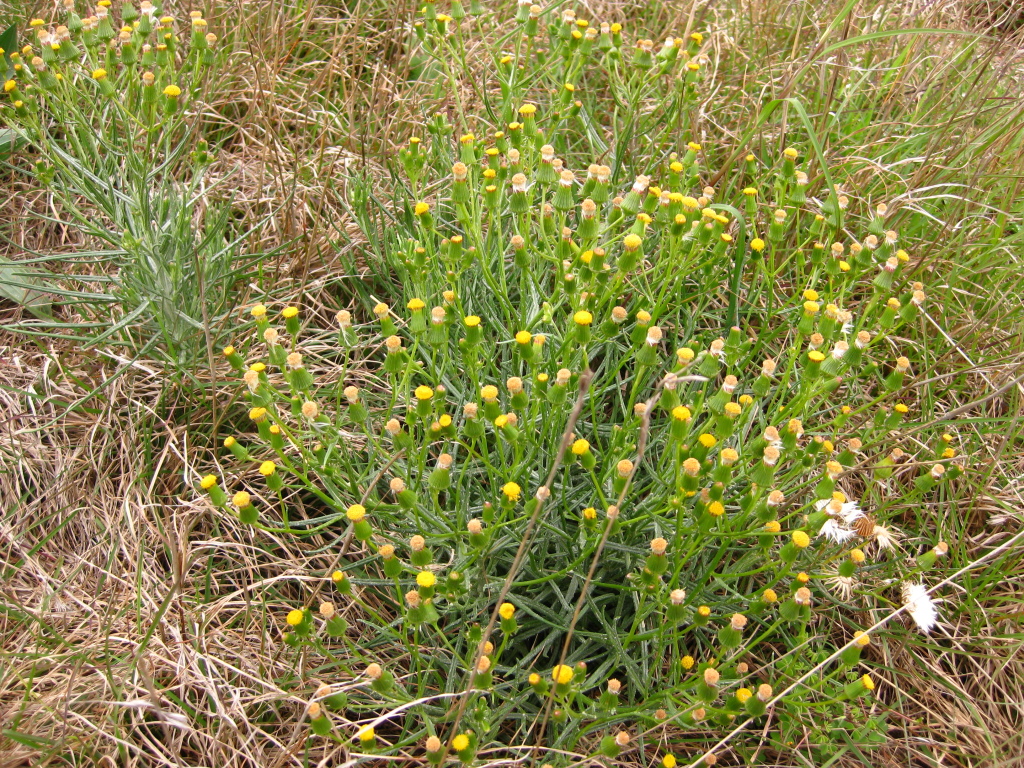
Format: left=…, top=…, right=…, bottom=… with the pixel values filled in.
left=0, top=127, right=26, bottom=156
left=0, top=255, right=54, bottom=319
left=0, top=25, right=16, bottom=81
left=818, top=28, right=984, bottom=59
left=2, top=728, right=54, bottom=749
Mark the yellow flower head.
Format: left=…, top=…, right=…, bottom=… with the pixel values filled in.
left=515, top=330, right=532, bottom=345
left=861, top=674, right=875, bottom=691
left=414, top=385, right=434, bottom=401
left=200, top=474, right=217, bottom=489
left=681, top=654, right=695, bottom=670
left=358, top=726, right=375, bottom=743
left=763, top=588, right=778, bottom=603
left=452, top=734, right=470, bottom=751
left=623, top=234, right=642, bottom=251
left=572, top=438, right=591, bottom=455
left=502, top=482, right=522, bottom=502
left=464, top=315, right=481, bottom=327
left=792, top=530, right=810, bottom=548
left=92, top=68, right=107, bottom=80
left=672, top=406, right=692, bottom=422
left=573, top=310, right=593, bottom=326
left=286, top=609, right=304, bottom=626
left=518, top=103, right=537, bottom=116
left=232, top=491, right=251, bottom=508
left=416, top=571, right=436, bottom=588
left=346, top=504, right=366, bottom=522
left=552, top=664, right=574, bottom=684
left=281, top=306, right=298, bottom=319
left=163, top=84, right=181, bottom=97
left=499, top=602, right=515, bottom=620
left=258, top=461, right=276, bottom=476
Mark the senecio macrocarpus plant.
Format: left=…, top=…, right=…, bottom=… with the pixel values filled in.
left=408, top=1, right=708, bottom=164
left=4, top=0, right=216, bottom=134
left=198, top=7, right=961, bottom=767
left=204, top=163, right=957, bottom=760
left=2, top=3, right=233, bottom=368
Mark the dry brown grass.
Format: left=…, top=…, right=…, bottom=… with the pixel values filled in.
left=0, top=338, right=381, bottom=766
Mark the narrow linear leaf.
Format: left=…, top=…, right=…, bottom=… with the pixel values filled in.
left=0, top=255, right=55, bottom=319
left=1, top=24, right=17, bottom=81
